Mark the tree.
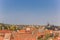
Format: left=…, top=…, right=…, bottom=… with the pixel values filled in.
left=10, top=25, right=16, bottom=31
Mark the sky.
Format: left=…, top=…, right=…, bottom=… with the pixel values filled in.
left=0, top=0, right=60, bottom=25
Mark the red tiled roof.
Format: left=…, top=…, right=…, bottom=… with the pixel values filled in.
left=12, top=30, right=37, bottom=40
left=19, top=30, right=26, bottom=33
left=13, top=33, right=37, bottom=40
left=19, top=29, right=32, bottom=34
left=0, top=30, right=12, bottom=33
left=0, top=36, right=4, bottom=40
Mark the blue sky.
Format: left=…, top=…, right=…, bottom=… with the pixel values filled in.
left=0, top=0, right=60, bottom=25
